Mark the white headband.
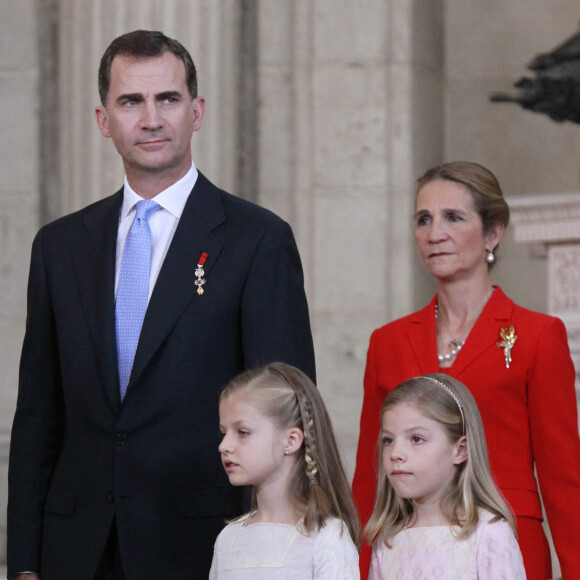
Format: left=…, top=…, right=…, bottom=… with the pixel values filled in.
left=419, top=375, right=465, bottom=435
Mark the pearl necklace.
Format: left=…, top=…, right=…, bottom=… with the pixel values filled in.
left=435, top=303, right=464, bottom=363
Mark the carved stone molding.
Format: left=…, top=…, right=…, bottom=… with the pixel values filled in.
left=549, top=244, right=580, bottom=372
left=510, top=192, right=580, bottom=377
left=509, top=192, right=580, bottom=256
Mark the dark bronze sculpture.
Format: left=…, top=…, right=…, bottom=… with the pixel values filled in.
left=490, top=23, right=580, bottom=123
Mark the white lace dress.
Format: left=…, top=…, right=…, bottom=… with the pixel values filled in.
left=209, top=515, right=360, bottom=579
left=369, top=510, right=526, bottom=580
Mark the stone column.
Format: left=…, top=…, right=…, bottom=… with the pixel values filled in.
left=257, top=0, right=444, bottom=475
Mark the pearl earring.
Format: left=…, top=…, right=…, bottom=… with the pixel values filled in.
left=284, top=450, right=289, bottom=456
left=486, top=248, right=495, bottom=263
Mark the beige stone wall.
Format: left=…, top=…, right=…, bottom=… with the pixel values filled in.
left=1, top=1, right=579, bottom=574
left=0, top=0, right=39, bottom=560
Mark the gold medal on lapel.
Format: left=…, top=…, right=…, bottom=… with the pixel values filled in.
left=195, top=252, right=208, bottom=295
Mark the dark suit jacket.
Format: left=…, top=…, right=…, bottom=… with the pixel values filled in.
left=7, top=172, right=316, bottom=580
left=352, top=287, right=580, bottom=579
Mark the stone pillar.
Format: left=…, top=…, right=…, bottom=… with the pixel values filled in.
left=257, top=0, right=444, bottom=476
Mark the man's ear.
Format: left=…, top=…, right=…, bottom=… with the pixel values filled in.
left=95, top=105, right=111, bottom=138
left=453, top=436, right=468, bottom=465
left=191, top=97, right=205, bottom=133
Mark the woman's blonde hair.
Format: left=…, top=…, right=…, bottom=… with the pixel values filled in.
left=416, top=161, right=510, bottom=233
left=364, top=373, right=515, bottom=547
left=221, top=362, right=361, bottom=549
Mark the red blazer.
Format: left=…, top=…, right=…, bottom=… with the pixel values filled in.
left=352, top=287, right=580, bottom=579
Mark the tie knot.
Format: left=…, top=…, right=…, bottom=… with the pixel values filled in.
left=135, top=199, right=161, bottom=221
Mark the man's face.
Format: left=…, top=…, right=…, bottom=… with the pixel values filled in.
left=95, top=52, right=204, bottom=186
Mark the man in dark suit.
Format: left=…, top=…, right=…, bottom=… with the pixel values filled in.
left=7, top=30, right=315, bottom=580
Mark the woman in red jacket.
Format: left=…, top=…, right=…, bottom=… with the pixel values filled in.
left=352, top=161, right=580, bottom=580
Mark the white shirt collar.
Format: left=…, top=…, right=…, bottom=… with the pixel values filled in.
left=120, top=162, right=199, bottom=220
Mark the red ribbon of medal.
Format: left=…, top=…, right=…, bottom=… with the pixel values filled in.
left=195, top=252, right=208, bottom=295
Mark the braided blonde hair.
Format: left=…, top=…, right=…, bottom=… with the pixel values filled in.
left=294, top=385, right=319, bottom=486
left=220, top=363, right=361, bottom=549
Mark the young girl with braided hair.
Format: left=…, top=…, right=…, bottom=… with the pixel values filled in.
left=366, top=374, right=526, bottom=579
left=210, top=362, right=360, bottom=579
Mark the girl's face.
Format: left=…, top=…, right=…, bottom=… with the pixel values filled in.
left=218, top=391, right=289, bottom=490
left=381, top=401, right=466, bottom=509
left=414, top=179, right=502, bottom=283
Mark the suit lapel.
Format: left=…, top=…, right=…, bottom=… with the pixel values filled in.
left=72, top=190, right=123, bottom=410
left=127, top=173, right=225, bottom=393
left=446, top=287, right=514, bottom=376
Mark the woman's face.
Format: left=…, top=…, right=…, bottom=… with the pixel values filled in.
left=414, top=179, right=502, bottom=283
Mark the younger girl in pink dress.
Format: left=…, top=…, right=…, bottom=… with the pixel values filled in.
left=366, top=374, right=525, bottom=579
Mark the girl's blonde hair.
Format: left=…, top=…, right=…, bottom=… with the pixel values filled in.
left=364, top=373, right=515, bottom=547
left=221, top=362, right=361, bottom=549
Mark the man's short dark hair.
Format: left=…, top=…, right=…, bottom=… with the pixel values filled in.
left=98, top=29, right=197, bottom=106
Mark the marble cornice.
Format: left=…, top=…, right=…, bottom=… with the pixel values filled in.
left=509, top=192, right=580, bottom=251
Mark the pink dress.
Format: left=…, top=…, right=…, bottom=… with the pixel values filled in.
left=369, top=511, right=525, bottom=580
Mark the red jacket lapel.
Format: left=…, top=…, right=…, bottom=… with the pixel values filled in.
left=447, top=286, right=515, bottom=376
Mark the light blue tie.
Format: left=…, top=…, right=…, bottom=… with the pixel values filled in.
left=116, top=200, right=161, bottom=399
